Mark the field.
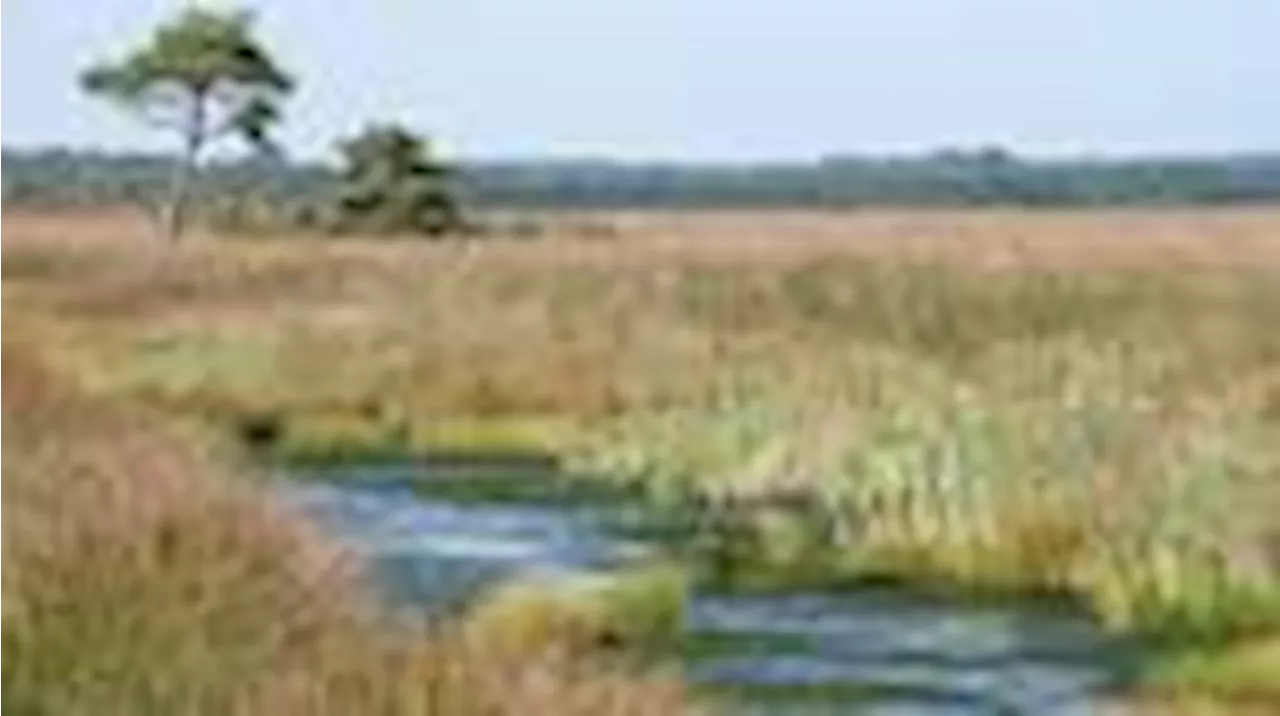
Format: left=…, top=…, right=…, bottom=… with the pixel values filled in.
left=5, top=208, right=1280, bottom=712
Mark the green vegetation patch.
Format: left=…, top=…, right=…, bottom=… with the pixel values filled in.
left=463, top=564, right=690, bottom=657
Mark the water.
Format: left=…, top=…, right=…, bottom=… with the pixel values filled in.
left=283, top=465, right=1137, bottom=715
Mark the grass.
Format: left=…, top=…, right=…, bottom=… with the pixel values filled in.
left=462, top=564, right=689, bottom=658
left=4, top=209, right=1280, bottom=710
left=1, top=337, right=698, bottom=713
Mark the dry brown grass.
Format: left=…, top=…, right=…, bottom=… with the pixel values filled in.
left=8, top=205, right=1280, bottom=261
left=7, top=208, right=1279, bottom=464
left=4, top=208, right=1280, bottom=710
left=2, top=299, right=696, bottom=713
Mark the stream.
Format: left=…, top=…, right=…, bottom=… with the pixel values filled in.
left=283, top=461, right=1139, bottom=715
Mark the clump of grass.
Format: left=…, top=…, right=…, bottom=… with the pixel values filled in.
left=1143, top=638, right=1280, bottom=703
left=463, top=564, right=688, bottom=658
left=569, top=339, right=1280, bottom=643
left=408, top=415, right=574, bottom=453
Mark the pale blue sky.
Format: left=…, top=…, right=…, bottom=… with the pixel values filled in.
left=3, top=0, right=1277, bottom=161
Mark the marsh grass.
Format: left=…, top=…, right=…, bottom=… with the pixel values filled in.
left=5, top=210, right=1280, bottom=708
left=1, top=341, right=698, bottom=715
left=462, top=565, right=689, bottom=659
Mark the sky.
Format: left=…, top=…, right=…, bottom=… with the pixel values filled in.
left=3, top=0, right=1278, bottom=162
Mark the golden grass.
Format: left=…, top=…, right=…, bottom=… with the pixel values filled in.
left=463, top=565, right=688, bottom=659
left=1, top=333, right=696, bottom=713
left=4, top=209, right=1280, bottom=708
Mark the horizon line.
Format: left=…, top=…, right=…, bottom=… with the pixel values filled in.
left=5, top=142, right=1280, bottom=167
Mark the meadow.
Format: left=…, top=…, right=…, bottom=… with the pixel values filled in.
left=4, top=208, right=1280, bottom=712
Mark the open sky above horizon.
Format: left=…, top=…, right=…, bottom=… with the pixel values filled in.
left=3, top=0, right=1277, bottom=162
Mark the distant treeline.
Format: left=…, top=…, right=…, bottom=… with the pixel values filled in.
left=5, top=146, right=1280, bottom=210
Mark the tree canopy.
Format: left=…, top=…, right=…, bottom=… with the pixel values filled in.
left=328, top=124, right=462, bottom=236
left=80, top=7, right=294, bottom=239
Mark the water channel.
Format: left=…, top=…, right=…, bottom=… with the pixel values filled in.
left=283, top=461, right=1139, bottom=715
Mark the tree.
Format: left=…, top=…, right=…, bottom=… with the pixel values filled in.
left=328, top=123, right=462, bottom=236
left=80, top=7, right=294, bottom=240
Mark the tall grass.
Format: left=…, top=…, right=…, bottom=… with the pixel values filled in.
left=4, top=210, right=1279, bottom=708
left=1, top=340, right=696, bottom=714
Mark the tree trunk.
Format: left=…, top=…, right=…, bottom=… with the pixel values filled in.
left=161, top=94, right=207, bottom=242
left=160, top=147, right=193, bottom=241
